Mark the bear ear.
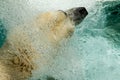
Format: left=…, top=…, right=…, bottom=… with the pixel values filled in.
left=58, top=10, right=67, bottom=16
left=55, top=11, right=67, bottom=23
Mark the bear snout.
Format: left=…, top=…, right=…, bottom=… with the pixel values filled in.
left=66, top=7, right=88, bottom=25
left=75, top=7, right=88, bottom=17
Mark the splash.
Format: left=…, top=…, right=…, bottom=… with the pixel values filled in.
left=0, top=0, right=120, bottom=80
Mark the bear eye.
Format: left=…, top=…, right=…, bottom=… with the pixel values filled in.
left=58, top=10, right=67, bottom=17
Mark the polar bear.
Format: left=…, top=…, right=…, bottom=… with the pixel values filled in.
left=0, top=7, right=88, bottom=80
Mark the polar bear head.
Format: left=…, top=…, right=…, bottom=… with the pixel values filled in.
left=35, top=7, right=88, bottom=43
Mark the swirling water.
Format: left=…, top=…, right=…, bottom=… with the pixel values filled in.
left=0, top=0, right=120, bottom=80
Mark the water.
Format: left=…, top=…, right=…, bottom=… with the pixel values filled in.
left=0, top=0, right=120, bottom=80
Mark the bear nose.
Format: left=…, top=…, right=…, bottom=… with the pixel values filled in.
left=66, top=7, right=88, bottom=25
left=75, top=7, right=88, bottom=17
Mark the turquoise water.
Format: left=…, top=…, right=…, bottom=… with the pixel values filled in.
left=76, top=1, right=120, bottom=80
left=104, top=2, right=120, bottom=47
left=0, top=0, right=120, bottom=80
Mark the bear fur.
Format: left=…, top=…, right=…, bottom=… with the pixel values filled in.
left=0, top=11, right=75, bottom=80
